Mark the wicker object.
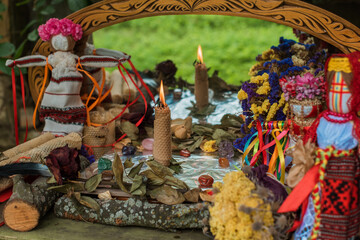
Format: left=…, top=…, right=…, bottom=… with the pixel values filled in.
left=153, top=106, right=172, bottom=166
left=2, top=133, right=55, bottom=159
left=83, top=110, right=115, bottom=160
left=0, top=133, right=82, bottom=167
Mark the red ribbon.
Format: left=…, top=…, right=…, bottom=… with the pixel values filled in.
left=119, top=63, right=148, bottom=128
left=128, top=59, right=155, bottom=103
left=11, top=66, right=29, bottom=145
left=256, top=120, right=267, bottom=165
left=19, top=69, right=28, bottom=142
left=278, top=164, right=320, bottom=213
left=11, top=67, right=19, bottom=145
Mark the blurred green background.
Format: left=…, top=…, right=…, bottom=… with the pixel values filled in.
left=93, top=15, right=295, bottom=85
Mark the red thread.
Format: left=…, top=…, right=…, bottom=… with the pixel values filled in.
left=19, top=69, right=28, bottom=142
left=11, top=67, right=19, bottom=145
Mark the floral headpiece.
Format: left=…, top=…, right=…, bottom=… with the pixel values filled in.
left=279, top=72, right=325, bottom=101
left=38, top=18, right=83, bottom=42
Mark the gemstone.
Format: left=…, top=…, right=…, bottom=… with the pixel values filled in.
left=98, top=158, right=112, bottom=173
left=198, top=175, right=214, bottom=188
left=180, top=149, right=191, bottom=157
left=142, top=138, right=154, bottom=151
left=122, top=145, right=136, bottom=155
left=219, top=157, right=229, bottom=168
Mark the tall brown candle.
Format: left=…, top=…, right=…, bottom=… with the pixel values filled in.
left=195, top=45, right=209, bottom=110
left=153, top=80, right=172, bottom=166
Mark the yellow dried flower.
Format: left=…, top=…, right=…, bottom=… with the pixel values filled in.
left=251, top=104, right=258, bottom=114
left=283, top=103, right=289, bottom=115
left=256, top=82, right=270, bottom=95
left=278, top=93, right=285, bottom=107
left=266, top=103, right=278, bottom=122
left=201, top=140, right=217, bottom=152
left=261, top=49, right=278, bottom=61
left=238, top=89, right=248, bottom=101
left=248, top=63, right=262, bottom=76
left=209, top=171, right=274, bottom=240
left=213, top=182, right=223, bottom=192
left=261, top=99, right=270, bottom=112
left=250, top=73, right=269, bottom=85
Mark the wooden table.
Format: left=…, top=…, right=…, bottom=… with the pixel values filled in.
left=0, top=211, right=207, bottom=240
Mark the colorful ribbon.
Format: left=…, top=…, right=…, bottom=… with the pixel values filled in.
left=242, top=120, right=289, bottom=183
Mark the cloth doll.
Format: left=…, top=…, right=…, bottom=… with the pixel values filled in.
left=6, top=18, right=129, bottom=136
left=279, top=52, right=360, bottom=240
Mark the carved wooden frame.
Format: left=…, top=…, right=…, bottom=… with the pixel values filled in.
left=29, top=0, right=360, bottom=102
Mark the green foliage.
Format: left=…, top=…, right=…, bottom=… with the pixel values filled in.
left=67, top=0, right=88, bottom=12
left=93, top=15, right=295, bottom=84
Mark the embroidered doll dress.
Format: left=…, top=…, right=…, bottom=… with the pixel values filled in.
left=292, top=56, right=360, bottom=240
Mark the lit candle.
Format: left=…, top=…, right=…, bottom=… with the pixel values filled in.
left=195, top=45, right=209, bottom=110
left=153, top=80, right=172, bottom=166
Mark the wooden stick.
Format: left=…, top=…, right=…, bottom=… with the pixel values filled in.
left=3, top=175, right=59, bottom=232
left=54, top=195, right=209, bottom=230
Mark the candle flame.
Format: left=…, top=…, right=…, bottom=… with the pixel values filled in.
left=159, top=80, right=167, bottom=106
left=197, top=45, right=203, bottom=64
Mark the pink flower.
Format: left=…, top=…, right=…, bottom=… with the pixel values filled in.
left=37, top=18, right=83, bottom=42
left=295, top=72, right=314, bottom=86
left=44, top=18, right=61, bottom=36
left=38, top=24, right=51, bottom=41
left=59, top=18, right=74, bottom=36
left=71, top=24, right=83, bottom=41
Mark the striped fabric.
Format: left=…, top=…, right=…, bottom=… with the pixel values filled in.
left=328, top=72, right=351, bottom=114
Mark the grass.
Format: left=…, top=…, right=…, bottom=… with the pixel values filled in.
left=93, top=15, right=295, bottom=85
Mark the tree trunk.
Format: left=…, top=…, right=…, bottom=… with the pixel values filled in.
left=54, top=195, right=210, bottom=230
left=3, top=175, right=59, bottom=232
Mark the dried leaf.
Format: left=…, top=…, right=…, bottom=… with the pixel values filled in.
left=98, top=190, right=113, bottom=200
left=192, top=125, right=213, bottom=136
left=187, top=136, right=204, bottom=152
left=164, top=175, right=189, bottom=190
left=84, top=174, right=102, bottom=193
left=120, top=121, right=139, bottom=140
left=130, top=175, right=147, bottom=196
left=75, top=193, right=100, bottom=213
left=124, top=158, right=134, bottom=169
left=146, top=160, right=174, bottom=178
left=130, top=175, right=143, bottom=193
left=169, top=158, right=183, bottom=174
left=131, top=184, right=146, bottom=196
left=149, top=185, right=185, bottom=205
left=212, top=129, right=235, bottom=142
left=141, top=169, right=165, bottom=186
left=47, top=182, right=85, bottom=193
left=47, top=175, right=57, bottom=184
left=47, top=184, right=70, bottom=193
left=112, top=153, right=129, bottom=193
left=184, top=188, right=200, bottom=203
left=128, top=161, right=144, bottom=179
left=220, top=114, right=243, bottom=128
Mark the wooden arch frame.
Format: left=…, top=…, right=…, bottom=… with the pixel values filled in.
left=29, top=0, right=360, bottom=102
